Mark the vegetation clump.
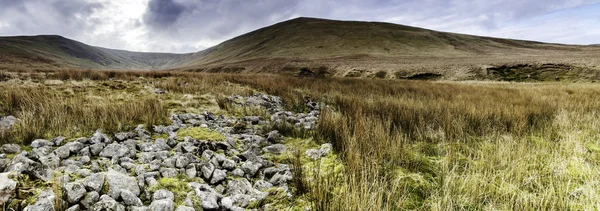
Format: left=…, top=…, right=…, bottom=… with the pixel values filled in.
left=176, top=127, right=226, bottom=141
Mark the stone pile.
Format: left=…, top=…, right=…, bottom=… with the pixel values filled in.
left=0, top=94, right=330, bottom=210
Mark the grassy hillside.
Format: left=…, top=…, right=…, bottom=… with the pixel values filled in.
left=177, top=17, right=600, bottom=79
left=0, top=35, right=190, bottom=70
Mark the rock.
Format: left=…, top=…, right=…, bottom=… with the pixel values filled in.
left=54, top=146, right=71, bottom=159
left=52, top=136, right=66, bottom=146
left=39, top=154, right=60, bottom=169
left=175, top=156, right=190, bottom=168
left=153, top=88, right=165, bottom=94
left=146, top=177, right=159, bottom=186
left=263, top=144, right=287, bottom=154
left=31, top=139, right=53, bottom=148
left=270, top=172, right=293, bottom=186
left=221, top=158, right=237, bottom=170
left=65, top=164, right=81, bottom=175
left=23, top=189, right=55, bottom=211
left=135, top=125, right=152, bottom=140
left=210, top=169, right=227, bottom=184
left=65, top=182, right=86, bottom=203
left=266, top=130, right=282, bottom=143
left=160, top=168, right=178, bottom=178
left=254, top=180, right=273, bottom=191
left=106, top=169, right=140, bottom=199
left=305, top=149, right=322, bottom=160
left=305, top=143, right=332, bottom=160
left=66, top=205, right=80, bottom=211
left=245, top=116, right=260, bottom=124
left=114, top=132, right=136, bottom=142
left=150, top=199, right=174, bottom=211
left=153, top=189, right=175, bottom=201
left=100, top=143, right=131, bottom=158
left=0, top=116, right=17, bottom=130
left=90, top=195, right=125, bottom=211
left=84, top=173, right=105, bottom=192
left=200, top=163, right=215, bottom=180
left=129, top=206, right=151, bottom=211
left=175, top=205, right=195, bottom=211
left=240, top=147, right=260, bottom=161
left=1, top=144, right=20, bottom=154
left=90, top=143, right=105, bottom=156
left=0, top=173, right=17, bottom=205
left=81, top=191, right=99, bottom=209
left=0, top=159, right=7, bottom=172
left=231, top=168, right=245, bottom=177
left=241, top=161, right=262, bottom=177
left=31, top=146, right=53, bottom=160
left=65, top=141, right=85, bottom=154
left=188, top=182, right=221, bottom=210
left=185, top=164, right=197, bottom=178
left=230, top=194, right=253, bottom=208
left=120, top=189, right=143, bottom=206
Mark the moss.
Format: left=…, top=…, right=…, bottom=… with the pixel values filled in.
left=176, top=127, right=225, bottom=141
left=148, top=175, right=202, bottom=206
left=252, top=187, right=311, bottom=211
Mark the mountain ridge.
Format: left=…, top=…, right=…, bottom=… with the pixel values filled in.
left=1, top=17, right=600, bottom=79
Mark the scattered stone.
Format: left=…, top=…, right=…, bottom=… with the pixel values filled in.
left=153, top=189, right=175, bottom=201
left=149, top=199, right=174, bottom=211
left=266, top=130, right=282, bottom=143
left=106, top=169, right=140, bottom=199
left=210, top=169, right=227, bottom=184
left=0, top=172, right=17, bottom=205
left=241, top=161, right=262, bottom=177
left=23, top=189, right=55, bottom=211
left=84, top=173, right=105, bottom=192
left=263, top=144, right=286, bottom=154
left=120, top=190, right=143, bottom=206
left=175, top=205, right=195, bottom=211
left=153, top=88, right=165, bottom=94
left=1, top=144, right=20, bottom=154
left=31, top=139, right=53, bottom=148
left=100, top=143, right=131, bottom=158
left=65, top=182, right=86, bottom=203
left=0, top=116, right=17, bottom=130
left=90, top=195, right=125, bottom=211
left=66, top=205, right=80, bottom=211
left=81, top=192, right=100, bottom=209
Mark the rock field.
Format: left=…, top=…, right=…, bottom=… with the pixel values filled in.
left=0, top=94, right=331, bottom=210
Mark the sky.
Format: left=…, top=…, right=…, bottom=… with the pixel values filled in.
left=0, top=0, right=599, bottom=53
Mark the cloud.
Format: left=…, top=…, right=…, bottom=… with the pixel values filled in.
left=143, top=0, right=185, bottom=29
left=0, top=0, right=598, bottom=53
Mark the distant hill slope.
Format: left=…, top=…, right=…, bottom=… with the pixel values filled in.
left=175, top=17, right=600, bottom=79
left=0, top=35, right=190, bottom=70
left=1, top=18, right=600, bottom=80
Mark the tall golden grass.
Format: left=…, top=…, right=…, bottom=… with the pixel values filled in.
left=2, top=69, right=600, bottom=209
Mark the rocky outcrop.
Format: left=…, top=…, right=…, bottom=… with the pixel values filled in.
left=0, top=94, right=329, bottom=210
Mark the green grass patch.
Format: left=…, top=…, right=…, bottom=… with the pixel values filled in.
left=176, top=127, right=225, bottom=141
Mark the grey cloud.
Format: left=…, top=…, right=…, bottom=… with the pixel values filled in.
left=144, top=0, right=186, bottom=29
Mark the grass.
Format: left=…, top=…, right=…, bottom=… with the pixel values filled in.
left=176, top=127, right=226, bottom=141
left=3, top=69, right=600, bottom=210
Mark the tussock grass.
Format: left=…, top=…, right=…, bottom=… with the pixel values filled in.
left=3, top=69, right=600, bottom=209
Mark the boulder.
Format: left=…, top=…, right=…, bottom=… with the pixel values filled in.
left=65, top=182, right=86, bottom=203
left=81, top=192, right=100, bottom=209
left=31, top=139, right=53, bottom=148
left=84, top=173, right=105, bottom=192
left=266, top=130, right=282, bottom=143
left=106, top=169, right=140, bottom=199
left=153, top=189, right=175, bottom=201
left=23, top=189, right=56, bottom=211
left=1, top=144, right=20, bottom=154
left=149, top=199, right=174, bottom=211
left=90, top=195, right=125, bottom=211
left=175, top=205, right=195, bottom=211
left=0, top=173, right=17, bottom=205
left=100, top=143, right=131, bottom=158
left=160, top=168, right=178, bottom=178
left=263, top=144, right=287, bottom=154
left=210, top=169, right=227, bottom=184
left=114, top=132, right=136, bottom=142
left=120, top=189, right=143, bottom=206
left=66, top=205, right=80, bottom=211
left=0, top=116, right=17, bottom=130
left=240, top=161, right=262, bottom=177
left=89, top=143, right=105, bottom=156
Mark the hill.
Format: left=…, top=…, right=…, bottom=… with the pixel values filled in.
left=0, top=35, right=190, bottom=70
left=176, top=17, right=600, bottom=80
left=1, top=18, right=600, bottom=80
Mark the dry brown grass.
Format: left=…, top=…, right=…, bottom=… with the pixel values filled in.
left=3, top=69, right=600, bottom=210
